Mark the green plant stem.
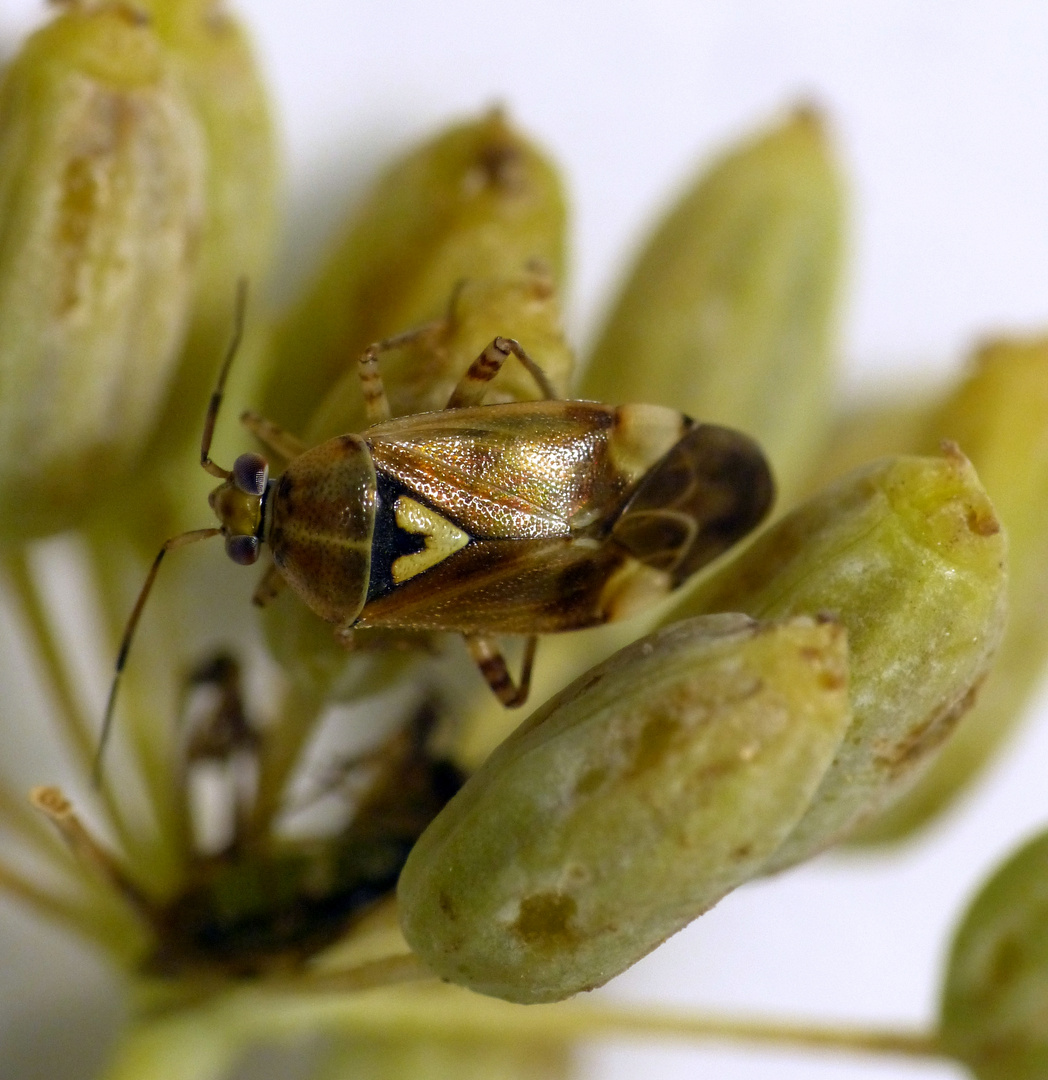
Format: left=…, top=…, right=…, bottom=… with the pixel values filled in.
left=0, top=855, right=144, bottom=959
left=113, top=968, right=947, bottom=1080
left=1, top=550, right=141, bottom=861
left=100, top=1011, right=240, bottom=1080
left=248, top=675, right=326, bottom=837
left=0, top=857, right=90, bottom=932
left=267, top=984, right=945, bottom=1061
left=275, top=951, right=436, bottom=994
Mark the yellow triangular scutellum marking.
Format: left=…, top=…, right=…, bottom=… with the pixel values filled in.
left=392, top=496, right=470, bottom=582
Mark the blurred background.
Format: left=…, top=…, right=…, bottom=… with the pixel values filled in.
left=0, top=2, right=1046, bottom=1078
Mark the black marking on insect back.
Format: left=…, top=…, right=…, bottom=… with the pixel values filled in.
left=555, top=552, right=610, bottom=608
left=367, top=471, right=443, bottom=602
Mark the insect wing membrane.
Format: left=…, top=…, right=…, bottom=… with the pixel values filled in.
left=611, top=423, right=775, bottom=584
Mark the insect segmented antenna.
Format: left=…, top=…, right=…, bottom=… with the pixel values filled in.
left=94, top=529, right=221, bottom=785
left=93, top=280, right=249, bottom=785
left=200, top=277, right=248, bottom=479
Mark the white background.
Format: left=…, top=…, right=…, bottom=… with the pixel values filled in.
left=1, top=2, right=1048, bottom=1078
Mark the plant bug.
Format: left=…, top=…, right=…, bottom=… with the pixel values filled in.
left=98, top=284, right=774, bottom=773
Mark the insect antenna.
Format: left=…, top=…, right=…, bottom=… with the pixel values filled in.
left=200, top=277, right=248, bottom=480
left=94, top=279, right=249, bottom=785
left=94, top=528, right=221, bottom=786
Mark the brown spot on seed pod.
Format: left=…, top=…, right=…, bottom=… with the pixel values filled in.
left=800, top=642, right=848, bottom=691
left=512, top=892, right=579, bottom=951
left=574, top=766, right=607, bottom=796
left=438, top=890, right=457, bottom=921
left=627, top=713, right=680, bottom=777
left=875, top=677, right=985, bottom=781
left=966, top=506, right=1000, bottom=536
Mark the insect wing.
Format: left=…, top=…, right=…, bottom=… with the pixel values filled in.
left=365, top=401, right=628, bottom=540
left=356, top=403, right=769, bottom=635
left=357, top=535, right=627, bottom=634
left=611, top=423, right=774, bottom=585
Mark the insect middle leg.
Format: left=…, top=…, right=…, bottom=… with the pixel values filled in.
left=463, top=633, right=538, bottom=708
left=446, top=337, right=556, bottom=409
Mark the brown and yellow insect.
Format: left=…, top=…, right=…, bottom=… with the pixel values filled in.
left=101, top=290, right=773, bottom=765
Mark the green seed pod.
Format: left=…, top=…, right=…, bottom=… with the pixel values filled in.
left=0, top=3, right=205, bottom=540
left=136, top=0, right=279, bottom=459
left=941, top=829, right=1048, bottom=1080
left=262, top=110, right=568, bottom=435
left=583, top=106, right=845, bottom=502
left=673, top=452, right=1008, bottom=871
left=399, top=614, right=851, bottom=1004
left=304, top=264, right=573, bottom=445
left=852, top=338, right=1048, bottom=842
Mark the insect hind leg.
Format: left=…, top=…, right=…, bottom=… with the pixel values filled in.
left=464, top=633, right=537, bottom=708
left=446, top=337, right=556, bottom=409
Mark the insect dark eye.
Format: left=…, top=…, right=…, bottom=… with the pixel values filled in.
left=232, top=452, right=269, bottom=496
left=225, top=534, right=260, bottom=565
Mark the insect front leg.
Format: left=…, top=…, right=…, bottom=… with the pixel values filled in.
left=240, top=410, right=307, bottom=460
left=446, top=337, right=556, bottom=409
left=251, top=562, right=286, bottom=608
left=463, top=633, right=538, bottom=708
